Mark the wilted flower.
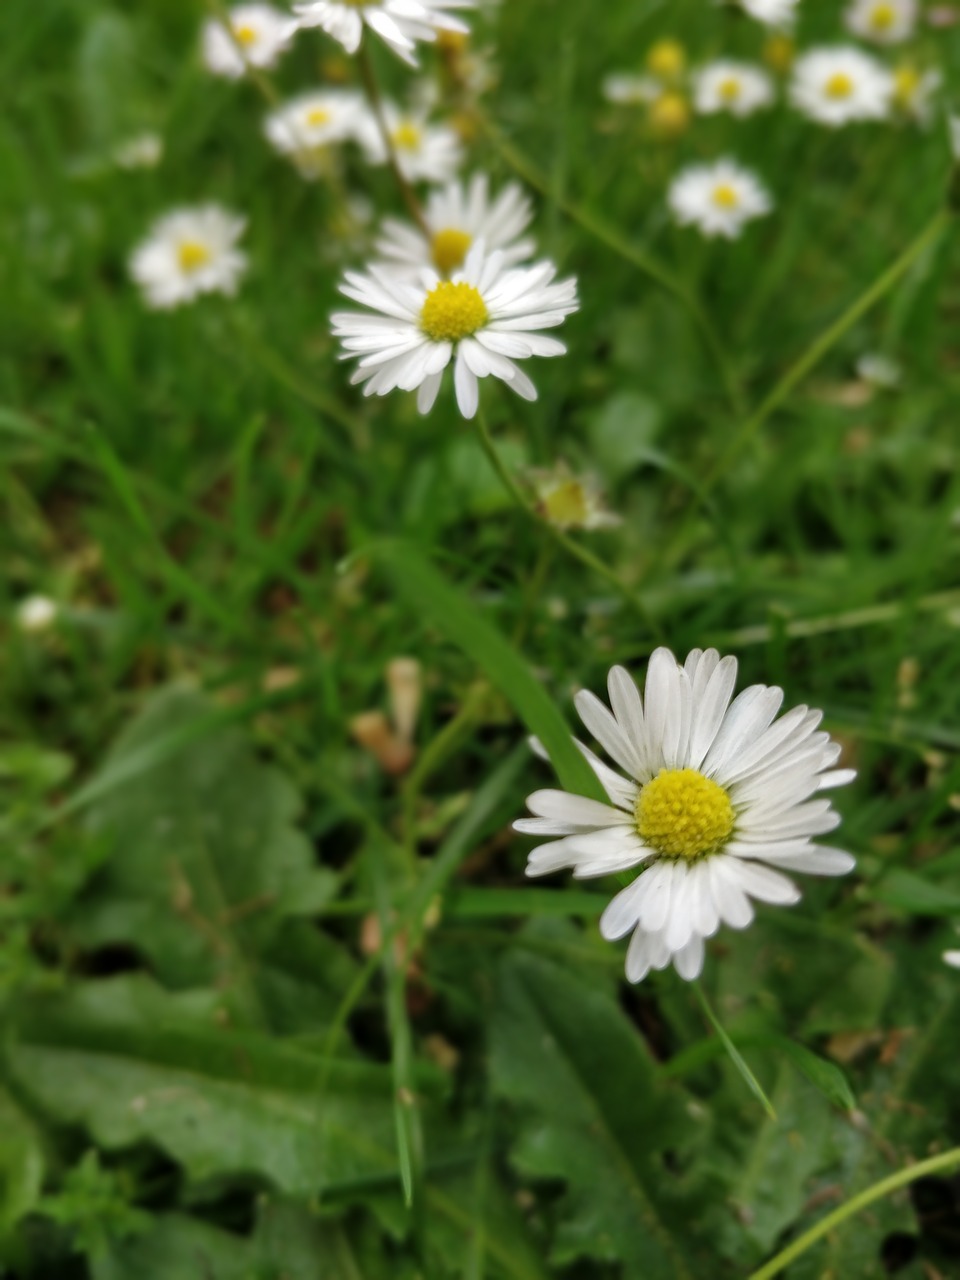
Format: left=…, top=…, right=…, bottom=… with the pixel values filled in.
left=668, top=158, right=773, bottom=238
left=293, top=0, right=473, bottom=67
left=202, top=4, right=295, bottom=77
left=515, top=648, right=856, bottom=982
left=693, top=60, right=775, bottom=116
left=789, top=47, right=892, bottom=126
left=331, top=241, right=577, bottom=417
left=129, top=205, right=247, bottom=309
left=530, top=463, right=620, bottom=532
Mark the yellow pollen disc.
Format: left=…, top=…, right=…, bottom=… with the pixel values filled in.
left=825, top=72, right=854, bottom=99
left=646, top=39, right=686, bottom=80
left=712, top=183, right=740, bottom=209
left=431, top=227, right=472, bottom=274
left=648, top=92, right=690, bottom=136
left=391, top=121, right=422, bottom=151
left=893, top=65, right=919, bottom=104
left=232, top=23, right=257, bottom=45
left=636, top=768, right=735, bottom=861
left=718, top=77, right=742, bottom=102
left=542, top=480, right=589, bottom=528
left=306, top=106, right=331, bottom=126
left=177, top=240, right=212, bottom=273
left=420, top=281, right=488, bottom=342
left=870, top=2, right=896, bottom=28
left=436, top=27, right=469, bottom=54
left=763, top=34, right=794, bottom=72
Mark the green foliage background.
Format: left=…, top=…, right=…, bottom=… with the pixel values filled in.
left=2, top=0, right=960, bottom=1276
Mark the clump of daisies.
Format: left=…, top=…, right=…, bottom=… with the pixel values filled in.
left=202, top=4, right=295, bottom=78
left=693, top=60, right=775, bottom=117
left=668, top=159, right=773, bottom=239
left=515, top=648, right=855, bottom=983
left=789, top=47, right=892, bottom=126
left=292, top=0, right=474, bottom=66
left=129, top=205, right=247, bottom=310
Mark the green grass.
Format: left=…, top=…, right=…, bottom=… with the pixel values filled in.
left=3, top=0, right=960, bottom=1276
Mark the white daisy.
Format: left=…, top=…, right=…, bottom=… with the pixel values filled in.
left=358, top=103, right=462, bottom=184
left=693, top=60, right=775, bottom=117
left=945, top=951, right=960, bottom=969
left=739, top=0, right=799, bottom=29
left=845, top=0, right=917, bottom=44
left=602, top=73, right=660, bottom=106
left=201, top=4, right=294, bottom=78
left=293, top=0, right=473, bottom=67
left=16, top=595, right=58, bottom=633
left=331, top=241, right=577, bottom=418
left=515, top=648, right=856, bottom=983
left=529, top=463, right=620, bottom=532
left=891, top=64, right=942, bottom=124
left=264, top=90, right=365, bottom=178
left=375, top=174, right=535, bottom=277
left=789, top=47, right=892, bottom=126
left=668, top=159, right=772, bottom=239
left=950, top=114, right=960, bottom=160
left=129, top=205, right=247, bottom=310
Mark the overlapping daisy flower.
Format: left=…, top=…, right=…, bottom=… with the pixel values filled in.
left=202, top=4, right=295, bottom=78
left=264, top=89, right=366, bottom=177
left=129, top=205, right=248, bottom=310
left=845, top=0, right=917, bottom=45
left=668, top=159, right=772, bottom=239
left=737, top=0, right=799, bottom=28
left=292, top=0, right=473, bottom=66
left=693, top=60, right=775, bottom=117
left=358, top=103, right=462, bottom=184
left=375, top=174, right=535, bottom=277
left=515, top=648, right=856, bottom=982
left=789, top=47, right=892, bottom=126
left=331, top=241, right=577, bottom=417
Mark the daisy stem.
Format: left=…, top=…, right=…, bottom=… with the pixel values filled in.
left=357, top=41, right=431, bottom=238
left=473, top=409, right=659, bottom=631
left=478, top=116, right=745, bottom=418
left=692, top=981, right=777, bottom=1121
left=746, top=1145, right=960, bottom=1280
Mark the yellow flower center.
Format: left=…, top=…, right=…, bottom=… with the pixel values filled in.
left=648, top=92, right=690, bottom=137
left=431, top=227, right=472, bottom=274
left=718, top=77, right=742, bottom=102
left=392, top=121, right=422, bottom=151
left=420, top=281, right=488, bottom=342
left=636, top=768, right=735, bottom=861
left=232, top=23, right=257, bottom=45
left=869, top=2, right=896, bottom=29
left=306, top=106, right=331, bottom=127
left=646, top=39, right=686, bottom=81
left=541, top=480, right=589, bottom=528
left=763, top=34, right=794, bottom=73
left=177, top=240, right=212, bottom=273
left=712, top=183, right=740, bottom=209
left=893, top=64, right=919, bottom=104
left=436, top=27, right=469, bottom=54
left=825, top=72, right=854, bottom=100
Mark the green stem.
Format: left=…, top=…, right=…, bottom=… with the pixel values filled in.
left=357, top=41, right=430, bottom=236
left=747, top=1146, right=960, bottom=1280
left=473, top=410, right=658, bottom=632
left=693, top=982, right=776, bottom=1120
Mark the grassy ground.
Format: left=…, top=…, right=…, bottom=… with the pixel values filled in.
left=2, top=0, right=960, bottom=1277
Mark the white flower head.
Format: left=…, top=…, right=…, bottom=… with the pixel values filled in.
left=945, top=950, right=960, bottom=969
left=264, top=90, right=365, bottom=177
left=603, top=73, right=660, bottom=106
left=856, top=352, right=901, bottom=388
left=529, top=462, right=620, bottom=532
left=293, top=0, right=473, bottom=67
left=739, top=0, right=799, bottom=29
left=129, top=205, right=247, bottom=310
left=891, top=65, right=942, bottom=124
left=375, top=174, right=535, bottom=278
left=358, top=102, right=462, bottom=184
left=202, top=4, right=295, bottom=78
left=950, top=114, right=960, bottom=160
left=16, top=595, right=58, bottom=633
left=331, top=241, right=578, bottom=418
left=694, top=60, right=776, bottom=116
left=845, top=0, right=917, bottom=44
left=668, top=158, right=773, bottom=239
left=515, top=648, right=856, bottom=983
left=113, top=133, right=164, bottom=170
left=790, top=46, right=893, bottom=126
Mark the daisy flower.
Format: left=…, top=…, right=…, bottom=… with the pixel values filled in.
left=202, top=4, right=294, bottom=78
left=891, top=64, right=942, bottom=124
left=331, top=241, right=578, bottom=418
left=375, top=174, right=535, bottom=277
left=645, top=39, right=687, bottom=83
left=358, top=102, right=462, bottom=183
left=129, top=206, right=247, bottom=310
left=845, top=0, right=917, bottom=44
left=264, top=90, right=365, bottom=177
left=529, top=463, right=620, bottom=532
left=292, top=0, right=473, bottom=67
left=693, top=60, right=775, bottom=117
left=515, top=648, right=856, bottom=983
left=668, top=159, right=772, bottom=239
left=16, top=595, right=58, bottom=633
left=945, top=951, right=960, bottom=969
left=789, top=47, right=892, bottom=126
left=738, top=0, right=799, bottom=29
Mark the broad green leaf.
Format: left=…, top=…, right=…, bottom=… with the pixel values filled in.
left=773, top=1037, right=855, bottom=1111
left=586, top=391, right=663, bottom=478
left=91, top=1213, right=250, bottom=1280
left=371, top=541, right=604, bottom=802
left=0, top=1086, right=44, bottom=1233
left=874, top=869, right=960, bottom=917
left=490, top=933, right=704, bottom=1277
left=72, top=686, right=336, bottom=1014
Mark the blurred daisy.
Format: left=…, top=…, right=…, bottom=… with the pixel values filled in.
left=603, top=73, right=660, bottom=106
left=375, top=174, right=535, bottom=277
left=293, top=0, right=473, bottom=66
left=693, top=60, right=775, bottom=116
left=891, top=64, right=942, bottom=124
left=202, top=4, right=294, bottom=77
left=945, top=951, right=960, bottom=969
left=515, top=648, right=856, bottom=983
left=130, top=206, right=247, bottom=310
left=359, top=103, right=462, bottom=183
left=789, top=47, right=892, bottom=126
left=16, top=595, right=58, bottom=633
left=331, top=242, right=577, bottom=418
left=950, top=114, right=960, bottom=159
left=648, top=92, right=692, bottom=138
left=668, top=159, right=772, bottom=238
left=856, top=352, right=901, bottom=388
left=265, top=90, right=365, bottom=177
left=113, top=132, right=164, bottom=170
left=645, top=38, right=687, bottom=83
left=845, top=0, right=917, bottom=44
left=738, top=0, right=799, bottom=28
left=530, top=463, right=620, bottom=531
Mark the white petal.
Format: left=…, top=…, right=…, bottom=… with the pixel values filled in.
left=672, top=932, right=705, bottom=981
left=574, top=689, right=645, bottom=778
